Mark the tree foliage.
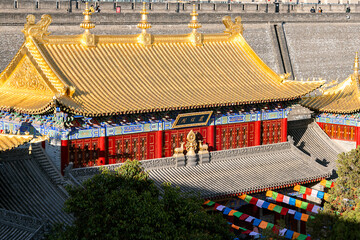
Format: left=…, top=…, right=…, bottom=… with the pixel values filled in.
left=308, top=147, right=360, bottom=240
left=48, top=160, right=233, bottom=240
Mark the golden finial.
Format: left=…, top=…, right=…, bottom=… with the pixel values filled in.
left=137, top=2, right=152, bottom=47
left=353, top=52, right=359, bottom=76
left=80, top=2, right=95, bottom=48
left=137, top=2, right=151, bottom=33
left=188, top=4, right=201, bottom=32
left=80, top=2, right=95, bottom=32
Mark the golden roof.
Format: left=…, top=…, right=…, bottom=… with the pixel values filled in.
left=0, top=133, right=33, bottom=152
left=301, top=53, right=360, bottom=113
left=0, top=8, right=324, bottom=116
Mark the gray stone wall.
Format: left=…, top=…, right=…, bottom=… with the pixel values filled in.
left=45, top=138, right=61, bottom=170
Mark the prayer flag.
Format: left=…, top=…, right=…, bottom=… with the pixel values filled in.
left=325, top=181, right=332, bottom=188
left=228, top=210, right=237, bottom=216
left=293, top=232, right=301, bottom=239
left=207, top=201, right=215, bottom=206
left=203, top=200, right=210, bottom=205
left=299, top=186, right=306, bottom=194
left=233, top=211, right=243, bottom=218
left=288, top=209, right=296, bottom=215
left=239, top=227, right=247, bottom=231
left=231, top=224, right=239, bottom=230
left=256, top=199, right=265, bottom=208
left=268, top=203, right=276, bottom=210
left=239, top=213, right=249, bottom=221
left=306, top=203, right=314, bottom=212
left=283, top=195, right=290, bottom=204
left=310, top=189, right=318, bottom=198
left=266, top=190, right=273, bottom=197
left=306, top=236, right=312, bottom=240
left=223, top=207, right=231, bottom=215
left=272, top=225, right=280, bottom=234
left=297, top=234, right=308, bottom=240
left=245, top=216, right=255, bottom=222
left=213, top=203, right=220, bottom=210
left=272, top=191, right=278, bottom=199
left=266, top=223, right=274, bottom=230
left=331, top=182, right=335, bottom=188
left=320, top=179, right=327, bottom=186
left=294, top=185, right=301, bottom=192
left=305, top=188, right=312, bottom=196
left=301, top=214, right=309, bottom=222
left=239, top=194, right=246, bottom=200
left=253, top=218, right=262, bottom=226
left=244, top=195, right=253, bottom=203
left=285, top=230, right=294, bottom=239
left=300, top=201, right=308, bottom=210
left=249, top=232, right=259, bottom=236
left=310, top=216, right=315, bottom=220
left=280, top=207, right=289, bottom=215
left=216, top=205, right=225, bottom=211
left=294, top=212, right=302, bottom=220
left=289, top=198, right=296, bottom=206
left=311, top=205, right=321, bottom=214
left=295, top=200, right=302, bottom=208
left=242, top=230, right=251, bottom=234
left=276, top=193, right=284, bottom=202
left=324, top=193, right=330, bottom=201
left=279, top=228, right=287, bottom=236
left=273, top=205, right=283, bottom=213
left=317, top=191, right=324, bottom=199
left=249, top=197, right=258, bottom=205
left=262, top=201, right=270, bottom=209
left=258, top=221, right=268, bottom=229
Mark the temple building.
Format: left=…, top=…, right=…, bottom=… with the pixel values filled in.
left=301, top=53, right=360, bottom=150
left=0, top=3, right=324, bottom=174
left=0, top=3, right=344, bottom=239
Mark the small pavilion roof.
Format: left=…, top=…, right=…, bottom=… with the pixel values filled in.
left=0, top=133, right=33, bottom=152
left=0, top=4, right=324, bottom=116
left=301, top=53, right=360, bottom=113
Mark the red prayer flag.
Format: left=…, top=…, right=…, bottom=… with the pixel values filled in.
left=280, top=207, right=289, bottom=215
left=306, top=203, right=314, bottom=212
left=272, top=225, right=280, bottom=234
left=305, top=188, right=312, bottom=196
left=242, top=230, right=252, bottom=234
left=239, top=213, right=249, bottom=221
left=302, top=194, right=307, bottom=200
left=249, top=197, right=258, bottom=205
left=213, top=203, right=220, bottom=210
left=306, top=237, right=312, bottom=240
left=276, top=193, right=284, bottom=202
left=331, top=182, right=335, bottom=188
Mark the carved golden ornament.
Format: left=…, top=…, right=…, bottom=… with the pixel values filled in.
left=137, top=2, right=152, bottom=47
left=22, top=14, right=52, bottom=42
left=3, top=56, right=51, bottom=94
left=188, top=4, right=202, bottom=46
left=80, top=2, right=95, bottom=31
left=353, top=52, right=359, bottom=77
left=222, top=16, right=244, bottom=35
left=185, top=130, right=197, bottom=156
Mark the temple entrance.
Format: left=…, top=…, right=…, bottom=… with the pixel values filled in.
left=215, top=122, right=255, bottom=151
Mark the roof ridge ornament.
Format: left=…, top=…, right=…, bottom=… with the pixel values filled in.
left=188, top=4, right=202, bottom=46
left=80, top=2, right=96, bottom=48
left=353, top=52, right=359, bottom=76
left=222, top=16, right=244, bottom=36
left=22, top=14, right=52, bottom=43
left=137, top=2, right=152, bottom=47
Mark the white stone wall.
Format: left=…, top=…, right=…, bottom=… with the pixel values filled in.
left=45, top=138, right=61, bottom=171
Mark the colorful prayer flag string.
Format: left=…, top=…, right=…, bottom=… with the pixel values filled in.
left=320, top=179, right=335, bottom=188
left=293, top=185, right=330, bottom=201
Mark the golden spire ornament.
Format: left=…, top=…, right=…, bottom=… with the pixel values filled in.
left=137, top=2, right=152, bottom=47
left=80, top=2, right=95, bottom=48
left=188, top=4, right=202, bottom=46
left=353, top=52, right=359, bottom=76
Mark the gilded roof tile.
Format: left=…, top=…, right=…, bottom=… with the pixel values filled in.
left=0, top=133, right=33, bottom=152
left=0, top=14, right=324, bottom=116
left=301, top=53, right=360, bottom=113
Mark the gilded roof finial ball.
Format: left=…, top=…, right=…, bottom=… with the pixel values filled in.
left=137, top=2, right=151, bottom=32
left=353, top=52, right=359, bottom=76
left=80, top=2, right=95, bottom=32
left=188, top=4, right=201, bottom=31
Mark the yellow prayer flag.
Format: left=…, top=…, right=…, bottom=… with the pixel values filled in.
left=266, top=191, right=273, bottom=197
left=258, top=221, right=268, bottom=229
left=268, top=203, right=276, bottom=210
left=294, top=185, right=301, bottom=192
left=239, top=194, right=247, bottom=200
left=295, top=200, right=302, bottom=208
left=301, top=214, right=309, bottom=222
left=324, top=193, right=329, bottom=201
left=228, top=210, right=237, bottom=216
left=320, top=179, right=327, bottom=186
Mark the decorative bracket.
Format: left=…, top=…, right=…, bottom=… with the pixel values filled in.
left=222, top=16, right=244, bottom=36
left=22, top=14, right=52, bottom=43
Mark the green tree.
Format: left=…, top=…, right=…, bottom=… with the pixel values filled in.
left=308, top=147, right=360, bottom=240
left=48, top=160, right=233, bottom=240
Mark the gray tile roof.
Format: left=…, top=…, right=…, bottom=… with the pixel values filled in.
left=0, top=145, right=73, bottom=226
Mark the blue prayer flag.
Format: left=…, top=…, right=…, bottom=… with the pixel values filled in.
left=262, top=201, right=270, bottom=209
left=253, top=218, right=262, bottom=227
left=317, top=191, right=324, bottom=199
left=294, top=212, right=302, bottom=221
left=223, top=207, right=231, bottom=215
left=285, top=230, right=294, bottom=239
left=289, top=197, right=296, bottom=206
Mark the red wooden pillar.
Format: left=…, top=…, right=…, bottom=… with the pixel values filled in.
left=356, top=127, right=360, bottom=148
left=61, top=139, right=69, bottom=175
left=41, top=141, right=45, bottom=149
left=206, top=125, right=215, bottom=151
left=98, top=136, right=106, bottom=165
left=254, top=121, right=261, bottom=146
left=281, top=118, right=288, bottom=142
left=155, top=130, right=163, bottom=158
